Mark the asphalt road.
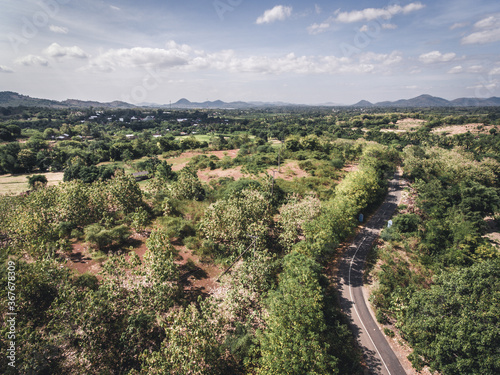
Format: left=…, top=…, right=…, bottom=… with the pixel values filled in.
left=337, top=170, right=406, bottom=375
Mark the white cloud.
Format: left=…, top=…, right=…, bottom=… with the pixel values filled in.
left=110, top=5, right=120, bottom=11
left=419, top=50, right=456, bottom=64
left=490, top=67, right=500, bottom=75
left=462, top=15, right=500, bottom=44
left=462, top=28, right=500, bottom=44
left=308, top=22, right=330, bottom=34
left=360, top=25, right=369, bottom=32
left=467, top=65, right=484, bottom=73
left=360, top=51, right=403, bottom=65
left=85, top=43, right=191, bottom=72
left=44, top=43, right=89, bottom=59
left=315, top=4, right=321, bottom=14
left=335, top=2, right=425, bottom=23
left=15, top=55, right=49, bottom=67
left=448, top=65, right=463, bottom=74
left=450, top=22, right=468, bottom=30
left=256, top=5, right=292, bottom=24
left=382, top=23, right=398, bottom=30
left=82, top=40, right=403, bottom=77
left=49, top=25, right=68, bottom=34
left=474, top=15, right=500, bottom=29
left=0, top=65, right=14, bottom=73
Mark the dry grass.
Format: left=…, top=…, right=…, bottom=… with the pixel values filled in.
left=0, top=172, right=64, bottom=195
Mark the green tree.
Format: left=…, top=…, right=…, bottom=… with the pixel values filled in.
left=257, top=252, right=338, bottom=375
left=402, top=260, right=500, bottom=375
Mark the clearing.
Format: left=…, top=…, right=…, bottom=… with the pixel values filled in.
left=0, top=171, right=64, bottom=195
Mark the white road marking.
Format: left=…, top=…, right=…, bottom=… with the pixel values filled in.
left=349, top=236, right=393, bottom=375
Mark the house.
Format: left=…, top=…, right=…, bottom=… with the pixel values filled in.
left=125, top=134, right=136, bottom=139
left=132, top=171, right=149, bottom=181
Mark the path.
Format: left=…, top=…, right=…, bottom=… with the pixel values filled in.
left=337, top=169, right=406, bottom=375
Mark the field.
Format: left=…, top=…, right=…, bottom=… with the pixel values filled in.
left=0, top=171, right=64, bottom=195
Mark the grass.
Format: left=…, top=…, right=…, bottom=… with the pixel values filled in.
left=174, top=134, right=214, bottom=142
left=0, top=172, right=64, bottom=195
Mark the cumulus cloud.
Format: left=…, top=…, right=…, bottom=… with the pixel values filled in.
left=256, top=5, right=292, bottom=24
left=335, top=2, right=425, bottom=23
left=418, top=50, right=456, bottom=64
left=448, top=65, right=463, bottom=74
left=308, top=22, right=330, bottom=35
left=462, top=14, right=500, bottom=44
left=82, top=40, right=403, bottom=77
left=15, top=55, right=49, bottom=67
left=462, top=28, right=500, bottom=44
left=0, top=65, right=14, bottom=73
left=49, top=25, right=68, bottom=34
left=44, top=43, right=89, bottom=59
left=85, top=42, right=191, bottom=72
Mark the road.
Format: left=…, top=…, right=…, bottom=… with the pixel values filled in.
left=337, top=170, right=406, bottom=375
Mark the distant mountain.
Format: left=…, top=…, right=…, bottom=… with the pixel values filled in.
left=451, top=97, right=500, bottom=106
left=1, top=91, right=500, bottom=109
left=352, top=94, right=500, bottom=108
left=0, top=91, right=136, bottom=109
left=352, top=100, right=373, bottom=107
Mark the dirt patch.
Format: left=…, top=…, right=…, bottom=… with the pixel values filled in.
left=267, top=161, right=309, bottom=181
left=394, top=118, right=427, bottom=131
left=432, top=123, right=500, bottom=136
left=197, top=165, right=247, bottom=182
left=166, top=149, right=239, bottom=171
left=484, top=216, right=500, bottom=250
left=64, top=241, right=101, bottom=276
left=62, top=233, right=221, bottom=295
left=175, top=245, right=221, bottom=294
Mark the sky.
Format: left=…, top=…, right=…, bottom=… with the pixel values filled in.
left=1, top=0, right=500, bottom=105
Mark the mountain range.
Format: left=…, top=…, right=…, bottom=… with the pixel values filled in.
left=1, top=91, right=499, bottom=109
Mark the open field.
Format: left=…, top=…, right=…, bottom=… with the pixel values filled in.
left=432, top=123, right=500, bottom=135
left=0, top=172, right=64, bottom=195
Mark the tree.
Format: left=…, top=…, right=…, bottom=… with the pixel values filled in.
left=257, top=252, right=338, bottom=374
left=27, top=174, right=48, bottom=190
left=402, top=260, right=500, bottom=375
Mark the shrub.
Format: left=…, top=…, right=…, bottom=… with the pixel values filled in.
left=84, top=223, right=131, bottom=250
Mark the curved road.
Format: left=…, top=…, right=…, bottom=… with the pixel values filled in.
left=337, top=170, right=406, bottom=375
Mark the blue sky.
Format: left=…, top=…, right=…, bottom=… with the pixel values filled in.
left=1, top=0, right=500, bottom=104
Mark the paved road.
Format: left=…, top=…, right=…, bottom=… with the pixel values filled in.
left=337, top=170, right=406, bottom=375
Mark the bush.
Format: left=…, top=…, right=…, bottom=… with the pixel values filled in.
left=84, top=223, right=131, bottom=250
left=376, top=309, right=388, bottom=324
left=383, top=328, right=395, bottom=338
left=159, top=216, right=196, bottom=240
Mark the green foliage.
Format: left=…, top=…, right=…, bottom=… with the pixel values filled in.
left=200, top=188, right=272, bottom=250
left=141, top=301, right=230, bottom=375
left=402, top=261, right=500, bottom=375
left=27, top=174, right=48, bottom=189
left=84, top=223, right=130, bottom=250
left=257, top=252, right=339, bottom=374
left=277, top=194, right=322, bottom=251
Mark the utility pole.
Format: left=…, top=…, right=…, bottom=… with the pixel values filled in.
left=216, top=236, right=258, bottom=282
left=270, top=169, right=277, bottom=196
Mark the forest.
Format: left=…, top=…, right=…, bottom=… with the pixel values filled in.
left=0, top=104, right=499, bottom=375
